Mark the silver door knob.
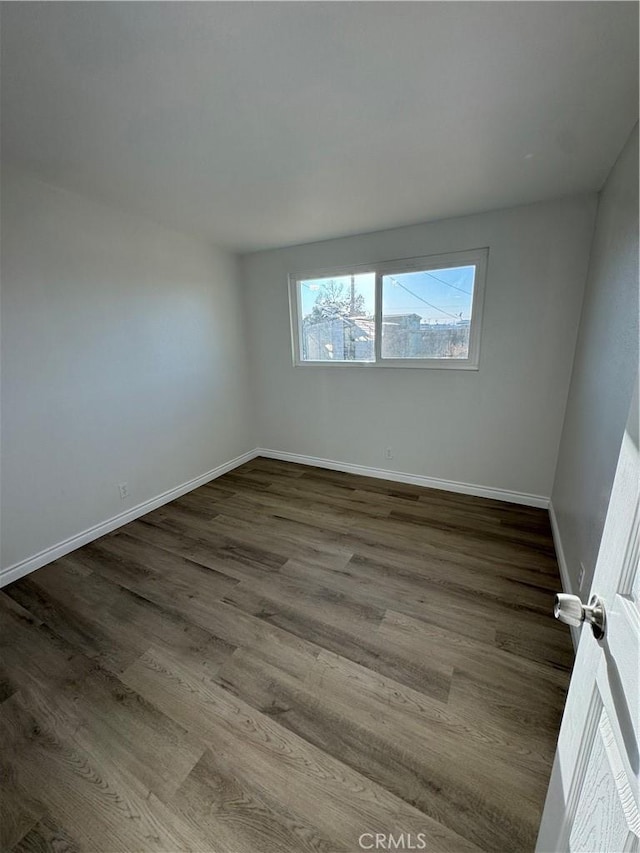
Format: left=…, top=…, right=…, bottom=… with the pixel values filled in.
left=554, top=593, right=606, bottom=640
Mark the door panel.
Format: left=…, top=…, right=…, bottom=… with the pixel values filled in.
left=537, top=382, right=639, bottom=853
left=569, top=702, right=638, bottom=852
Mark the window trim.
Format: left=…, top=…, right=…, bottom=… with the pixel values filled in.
left=288, top=247, right=489, bottom=370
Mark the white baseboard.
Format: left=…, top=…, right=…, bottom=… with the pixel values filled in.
left=255, top=448, right=550, bottom=508
left=549, top=500, right=579, bottom=650
left=0, top=449, right=259, bottom=588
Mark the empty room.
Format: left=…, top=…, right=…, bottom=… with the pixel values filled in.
left=1, top=2, right=638, bottom=852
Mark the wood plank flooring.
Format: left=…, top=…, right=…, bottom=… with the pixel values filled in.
left=1, top=457, right=573, bottom=852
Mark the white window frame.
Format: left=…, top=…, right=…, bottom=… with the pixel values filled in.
left=288, top=247, right=488, bottom=370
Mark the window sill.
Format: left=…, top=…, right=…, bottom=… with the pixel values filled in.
left=293, top=360, right=480, bottom=370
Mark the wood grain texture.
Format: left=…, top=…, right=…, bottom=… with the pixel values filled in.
left=1, top=457, right=572, bottom=852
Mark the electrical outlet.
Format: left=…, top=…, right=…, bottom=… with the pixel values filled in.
left=578, top=563, right=585, bottom=591
left=385, top=447, right=393, bottom=460
left=118, top=482, right=129, bottom=500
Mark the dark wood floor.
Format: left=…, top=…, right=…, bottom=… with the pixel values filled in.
left=1, top=457, right=573, bottom=853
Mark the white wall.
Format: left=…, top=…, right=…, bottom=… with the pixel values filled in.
left=1, top=166, right=256, bottom=574
left=241, top=195, right=597, bottom=502
left=551, top=125, right=639, bottom=594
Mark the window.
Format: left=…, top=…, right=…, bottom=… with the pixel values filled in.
left=289, top=248, right=488, bottom=369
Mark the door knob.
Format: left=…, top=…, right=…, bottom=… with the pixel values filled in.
left=554, top=593, right=606, bottom=640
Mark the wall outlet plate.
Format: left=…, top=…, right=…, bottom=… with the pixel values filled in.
left=118, top=482, right=129, bottom=500
left=385, top=447, right=393, bottom=460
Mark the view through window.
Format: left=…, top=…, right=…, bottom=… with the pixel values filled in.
left=299, top=273, right=375, bottom=362
left=292, top=249, right=487, bottom=368
left=381, top=266, right=475, bottom=359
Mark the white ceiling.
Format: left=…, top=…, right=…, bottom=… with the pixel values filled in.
left=1, top=2, right=638, bottom=252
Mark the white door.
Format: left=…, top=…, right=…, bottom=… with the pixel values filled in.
left=537, top=380, right=639, bottom=853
